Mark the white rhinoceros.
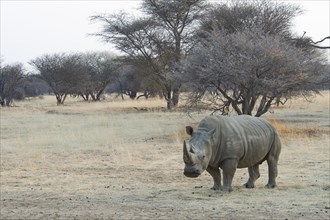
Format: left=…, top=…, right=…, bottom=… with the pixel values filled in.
left=183, top=115, right=281, bottom=192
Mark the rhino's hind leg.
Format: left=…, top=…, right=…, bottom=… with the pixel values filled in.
left=206, top=166, right=221, bottom=190
left=266, top=135, right=281, bottom=188
left=266, top=155, right=278, bottom=188
left=245, top=165, right=260, bottom=188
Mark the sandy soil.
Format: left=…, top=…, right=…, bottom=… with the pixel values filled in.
left=0, top=94, right=329, bottom=219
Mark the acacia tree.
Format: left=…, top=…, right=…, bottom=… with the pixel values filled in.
left=183, top=29, right=328, bottom=116
left=79, top=52, right=118, bottom=101
left=110, top=64, right=143, bottom=100
left=91, top=0, right=207, bottom=109
left=182, top=0, right=328, bottom=116
left=30, top=53, right=89, bottom=105
left=0, top=63, right=25, bottom=106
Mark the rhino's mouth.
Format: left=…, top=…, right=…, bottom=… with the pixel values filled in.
left=184, top=171, right=200, bottom=178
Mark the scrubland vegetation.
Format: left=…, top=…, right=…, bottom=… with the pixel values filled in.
left=0, top=91, right=329, bottom=219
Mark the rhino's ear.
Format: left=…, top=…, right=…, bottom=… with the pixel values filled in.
left=186, top=126, right=193, bottom=136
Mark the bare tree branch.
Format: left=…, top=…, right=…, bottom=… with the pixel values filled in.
left=312, top=36, right=330, bottom=44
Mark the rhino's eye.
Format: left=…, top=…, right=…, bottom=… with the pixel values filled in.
left=198, top=154, right=205, bottom=160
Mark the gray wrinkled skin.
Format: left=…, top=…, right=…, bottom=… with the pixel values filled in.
left=183, top=115, right=281, bottom=192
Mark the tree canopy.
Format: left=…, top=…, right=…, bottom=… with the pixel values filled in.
left=183, top=28, right=328, bottom=116
left=91, top=0, right=208, bottom=109
left=182, top=0, right=328, bottom=116
left=30, top=52, right=119, bottom=104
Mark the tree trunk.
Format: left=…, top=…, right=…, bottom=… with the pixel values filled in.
left=129, top=91, right=137, bottom=100
left=80, top=93, right=89, bottom=101
left=5, top=98, right=11, bottom=107
left=165, top=89, right=181, bottom=110
left=56, top=94, right=62, bottom=105
left=255, top=95, right=274, bottom=117
left=166, top=90, right=173, bottom=110
left=55, top=93, right=67, bottom=105
left=231, top=101, right=242, bottom=115
left=96, top=89, right=105, bottom=101
left=172, top=87, right=180, bottom=107
left=61, top=94, right=67, bottom=105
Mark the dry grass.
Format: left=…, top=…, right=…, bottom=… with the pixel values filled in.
left=0, top=91, right=329, bottom=219
left=268, top=119, right=328, bottom=138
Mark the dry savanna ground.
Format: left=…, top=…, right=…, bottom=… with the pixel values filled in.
left=0, top=92, right=329, bottom=220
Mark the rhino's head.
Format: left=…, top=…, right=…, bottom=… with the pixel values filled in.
left=183, top=126, right=214, bottom=178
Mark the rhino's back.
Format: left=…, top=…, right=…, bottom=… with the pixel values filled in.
left=225, top=115, right=275, bottom=139
left=200, top=115, right=277, bottom=168
left=199, top=115, right=275, bottom=136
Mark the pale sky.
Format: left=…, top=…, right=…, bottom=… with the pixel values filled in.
left=1, top=0, right=329, bottom=69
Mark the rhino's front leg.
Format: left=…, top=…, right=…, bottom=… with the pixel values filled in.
left=221, top=159, right=238, bottom=192
left=206, top=166, right=221, bottom=190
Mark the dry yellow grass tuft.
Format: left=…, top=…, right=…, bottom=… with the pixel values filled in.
left=268, top=119, right=328, bottom=138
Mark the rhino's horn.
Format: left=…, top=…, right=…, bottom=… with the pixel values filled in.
left=183, top=141, right=193, bottom=164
